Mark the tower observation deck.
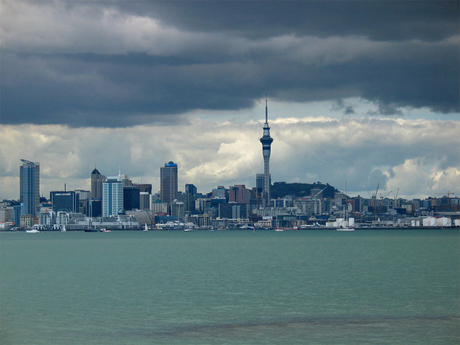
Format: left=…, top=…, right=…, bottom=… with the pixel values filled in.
left=260, top=97, right=273, bottom=208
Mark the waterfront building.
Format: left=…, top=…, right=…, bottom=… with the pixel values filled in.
left=19, top=159, right=40, bottom=216
left=90, top=167, right=106, bottom=199
left=0, top=207, right=14, bottom=223
left=160, top=161, right=178, bottom=204
left=50, top=191, right=79, bottom=213
left=20, top=214, right=35, bottom=228
left=13, top=204, right=22, bottom=226
left=102, top=175, right=124, bottom=217
left=259, top=98, right=273, bottom=208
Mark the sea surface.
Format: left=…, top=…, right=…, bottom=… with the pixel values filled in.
left=0, top=229, right=458, bottom=345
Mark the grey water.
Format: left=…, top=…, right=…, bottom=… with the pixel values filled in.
left=1, top=230, right=458, bottom=345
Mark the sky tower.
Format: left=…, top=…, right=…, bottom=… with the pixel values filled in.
left=260, top=97, right=273, bottom=207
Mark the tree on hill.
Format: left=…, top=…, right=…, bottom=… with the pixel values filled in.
left=271, top=182, right=337, bottom=199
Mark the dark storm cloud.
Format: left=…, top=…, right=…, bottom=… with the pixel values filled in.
left=0, top=1, right=458, bottom=127
left=118, top=1, right=459, bottom=42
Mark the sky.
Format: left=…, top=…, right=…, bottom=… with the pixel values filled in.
left=0, top=0, right=459, bottom=201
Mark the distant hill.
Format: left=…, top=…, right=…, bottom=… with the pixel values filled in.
left=271, top=182, right=338, bottom=199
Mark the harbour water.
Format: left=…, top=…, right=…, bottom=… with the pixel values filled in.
left=1, top=230, right=458, bottom=344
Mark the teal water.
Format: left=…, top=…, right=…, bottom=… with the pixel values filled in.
left=1, top=230, right=458, bottom=344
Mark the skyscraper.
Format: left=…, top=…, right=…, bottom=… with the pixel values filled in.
left=259, top=97, right=273, bottom=207
left=90, top=167, right=105, bottom=199
left=184, top=184, right=197, bottom=213
left=102, top=174, right=123, bottom=217
left=19, top=159, right=40, bottom=216
left=160, top=161, right=178, bottom=204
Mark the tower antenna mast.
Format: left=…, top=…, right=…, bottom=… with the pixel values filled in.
left=265, top=94, right=268, bottom=124
left=260, top=95, right=274, bottom=208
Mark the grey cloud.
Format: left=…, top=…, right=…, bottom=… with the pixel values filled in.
left=332, top=99, right=356, bottom=115
left=0, top=1, right=458, bottom=127
left=118, top=1, right=458, bottom=42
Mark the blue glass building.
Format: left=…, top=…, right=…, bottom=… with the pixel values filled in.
left=102, top=175, right=124, bottom=217
left=19, top=159, right=40, bottom=216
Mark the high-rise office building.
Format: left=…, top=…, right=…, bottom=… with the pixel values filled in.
left=259, top=98, right=273, bottom=207
left=50, top=191, right=79, bottom=213
left=88, top=199, right=102, bottom=217
left=90, top=167, right=105, bottom=199
left=123, top=186, right=140, bottom=211
left=135, top=184, right=152, bottom=210
left=102, top=175, right=123, bottom=217
left=160, top=161, right=178, bottom=204
left=185, top=184, right=197, bottom=213
left=229, top=185, right=250, bottom=204
left=19, top=159, right=40, bottom=216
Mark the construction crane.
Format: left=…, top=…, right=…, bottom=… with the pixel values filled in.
left=435, top=191, right=456, bottom=198
left=435, top=191, right=456, bottom=205
left=379, top=191, right=392, bottom=206
left=143, top=210, right=155, bottom=226
left=312, top=186, right=328, bottom=199
left=372, top=183, right=379, bottom=210
left=374, top=183, right=379, bottom=198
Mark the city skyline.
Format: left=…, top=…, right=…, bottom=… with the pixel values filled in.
left=0, top=1, right=459, bottom=200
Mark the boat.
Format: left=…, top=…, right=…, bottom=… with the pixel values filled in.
left=143, top=224, right=148, bottom=232
left=337, top=226, right=355, bottom=232
left=100, top=228, right=111, bottom=233
left=336, top=216, right=355, bottom=231
left=84, top=228, right=98, bottom=232
left=26, top=229, right=39, bottom=233
left=275, top=228, right=284, bottom=232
